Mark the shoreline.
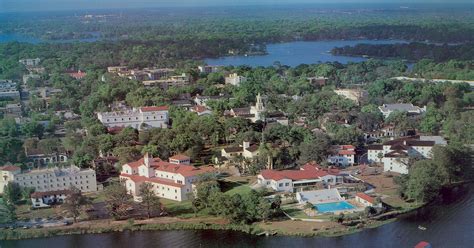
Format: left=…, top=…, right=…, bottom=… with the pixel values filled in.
left=0, top=206, right=418, bottom=241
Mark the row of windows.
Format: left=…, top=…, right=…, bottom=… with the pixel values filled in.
left=22, top=180, right=90, bottom=186
left=16, top=174, right=92, bottom=181
left=106, top=115, right=165, bottom=122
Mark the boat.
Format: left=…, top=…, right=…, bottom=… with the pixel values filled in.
left=418, top=225, right=427, bottom=231
left=414, top=241, right=431, bottom=248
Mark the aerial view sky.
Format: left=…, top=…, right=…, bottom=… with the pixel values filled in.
left=0, top=0, right=472, bottom=13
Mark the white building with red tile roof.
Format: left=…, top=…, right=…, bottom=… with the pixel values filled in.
left=97, top=105, right=169, bottom=130
left=257, top=162, right=343, bottom=193
left=327, top=145, right=356, bottom=167
left=355, top=192, right=381, bottom=207
left=190, top=105, right=212, bottom=116
left=120, top=154, right=215, bottom=201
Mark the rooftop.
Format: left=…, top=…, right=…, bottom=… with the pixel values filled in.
left=356, top=192, right=375, bottom=204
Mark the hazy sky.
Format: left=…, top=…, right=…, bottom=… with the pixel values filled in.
left=1, top=0, right=472, bottom=13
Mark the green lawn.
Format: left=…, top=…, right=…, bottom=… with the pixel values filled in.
left=282, top=204, right=334, bottom=220
left=220, top=179, right=252, bottom=196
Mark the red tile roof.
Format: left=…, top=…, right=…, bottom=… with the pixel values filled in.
left=261, top=162, right=337, bottom=181
left=338, top=150, right=356, bottom=155
left=67, top=70, right=87, bottom=79
left=341, top=145, right=355, bottom=150
left=356, top=192, right=375, bottom=204
left=192, top=105, right=209, bottom=113
left=414, top=241, right=431, bottom=248
left=124, top=156, right=214, bottom=177
left=170, top=154, right=190, bottom=161
left=140, top=106, right=168, bottom=112
left=120, top=174, right=185, bottom=188
left=0, top=165, right=21, bottom=171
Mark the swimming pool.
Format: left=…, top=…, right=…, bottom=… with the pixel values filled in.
left=314, top=201, right=355, bottom=213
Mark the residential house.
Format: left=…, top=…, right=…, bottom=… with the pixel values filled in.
left=379, top=103, right=426, bottom=118
left=221, top=141, right=260, bottom=160
left=355, top=192, right=381, bottom=208
left=327, top=145, right=356, bottom=167
left=225, top=73, right=246, bottom=86
left=30, top=190, right=70, bottom=208
left=308, top=76, right=327, bottom=86
left=191, top=105, right=213, bottom=116
left=97, top=106, right=169, bottom=130
left=169, top=154, right=191, bottom=165
left=120, top=154, right=215, bottom=201
left=0, top=80, right=20, bottom=99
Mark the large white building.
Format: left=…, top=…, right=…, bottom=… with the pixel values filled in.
left=327, top=145, right=356, bottom=167
left=0, top=165, right=98, bottom=194
left=225, top=73, right=247, bottom=86
left=367, top=136, right=445, bottom=174
left=257, top=162, right=344, bottom=193
left=379, top=103, right=426, bottom=118
left=19, top=58, right=41, bottom=67
left=97, top=106, right=169, bottom=130
left=120, top=154, right=215, bottom=202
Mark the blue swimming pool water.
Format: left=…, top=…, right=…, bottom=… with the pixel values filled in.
left=315, top=201, right=355, bottom=213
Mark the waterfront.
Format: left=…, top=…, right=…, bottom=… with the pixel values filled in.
left=1, top=184, right=472, bottom=248
left=205, top=40, right=409, bottom=67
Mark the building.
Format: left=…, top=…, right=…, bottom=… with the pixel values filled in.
left=143, top=74, right=190, bottom=90
left=97, top=106, right=169, bottom=130
left=119, top=154, right=215, bottom=201
left=0, top=103, right=22, bottom=117
left=193, top=94, right=229, bottom=107
left=0, top=80, right=20, bottom=99
left=334, top=89, right=368, bottom=105
left=308, top=76, right=327, bottom=86
left=226, top=93, right=266, bottom=123
left=30, top=190, right=70, bottom=208
left=107, top=66, right=128, bottom=73
left=190, top=105, right=213, bottom=116
left=367, top=136, right=441, bottom=174
left=221, top=141, right=260, bottom=160
left=67, top=70, right=87, bottom=80
left=0, top=165, right=97, bottom=194
left=296, top=188, right=343, bottom=204
left=257, top=162, right=343, bottom=193
left=198, top=65, right=221, bottom=74
left=169, top=154, right=191, bottom=165
left=327, top=145, right=356, bottom=167
left=23, top=73, right=41, bottom=85
left=225, top=73, right=247, bottom=86
left=364, top=125, right=416, bottom=142
left=379, top=103, right=426, bottom=118
left=19, top=58, right=41, bottom=67
left=355, top=192, right=381, bottom=207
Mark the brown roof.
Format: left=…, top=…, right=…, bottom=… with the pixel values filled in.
left=140, top=106, right=168, bottom=112
left=385, top=150, right=408, bottom=158
left=223, top=147, right=243, bottom=153
left=368, top=145, right=383, bottom=150
left=246, top=144, right=260, bottom=153
left=124, top=156, right=215, bottom=177
left=170, top=154, right=190, bottom=161
left=120, top=174, right=185, bottom=188
left=406, top=140, right=435, bottom=147
left=31, top=189, right=71, bottom=198
left=0, top=165, right=21, bottom=171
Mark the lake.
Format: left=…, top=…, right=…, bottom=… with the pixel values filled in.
left=1, top=184, right=472, bottom=248
left=205, top=40, right=409, bottom=67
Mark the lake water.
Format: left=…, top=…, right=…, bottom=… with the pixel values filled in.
left=205, top=40, right=409, bottom=67
left=1, top=184, right=472, bottom=248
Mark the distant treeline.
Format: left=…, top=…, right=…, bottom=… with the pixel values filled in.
left=331, top=42, right=474, bottom=62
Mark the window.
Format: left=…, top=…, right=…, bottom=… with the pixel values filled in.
left=285, top=183, right=289, bottom=186
left=278, top=183, right=283, bottom=187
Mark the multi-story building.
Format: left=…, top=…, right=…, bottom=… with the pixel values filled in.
left=327, top=145, right=356, bottom=167
left=0, top=80, right=20, bottom=99
left=97, top=106, right=169, bottom=130
left=19, top=58, right=41, bottom=67
left=257, top=162, right=344, bottom=193
left=225, top=93, right=266, bottom=123
left=143, top=74, right=190, bottom=90
left=367, top=136, right=445, bottom=174
left=379, top=103, right=426, bottom=118
left=198, top=65, right=221, bottom=74
left=120, top=154, right=215, bottom=201
left=225, top=73, right=247, bottom=86
left=0, top=165, right=98, bottom=194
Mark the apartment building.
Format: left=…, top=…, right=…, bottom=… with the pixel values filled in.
left=97, top=106, right=169, bottom=130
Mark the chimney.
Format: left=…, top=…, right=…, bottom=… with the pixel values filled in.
left=243, top=141, right=250, bottom=149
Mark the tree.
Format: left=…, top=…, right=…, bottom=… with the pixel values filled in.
left=63, top=186, right=90, bottom=222
left=104, top=183, right=133, bottom=220
left=21, top=121, right=44, bottom=138
left=405, top=160, right=443, bottom=202
left=257, top=198, right=272, bottom=223
left=298, top=133, right=331, bottom=164
left=139, top=183, right=161, bottom=218
left=3, top=182, right=21, bottom=205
